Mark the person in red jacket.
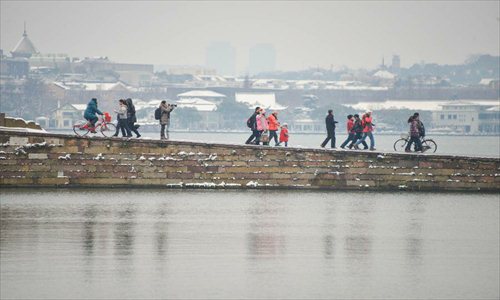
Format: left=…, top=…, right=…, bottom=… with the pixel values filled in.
left=353, top=112, right=376, bottom=150
left=267, top=112, right=280, bottom=146
left=340, top=114, right=355, bottom=149
left=279, top=123, right=289, bottom=147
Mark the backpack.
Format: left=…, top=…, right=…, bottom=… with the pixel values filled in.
left=154, top=108, right=162, bottom=120
left=247, top=115, right=255, bottom=128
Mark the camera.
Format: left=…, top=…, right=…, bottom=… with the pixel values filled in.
left=167, top=104, right=177, bottom=107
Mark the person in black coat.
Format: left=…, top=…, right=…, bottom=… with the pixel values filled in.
left=245, top=106, right=261, bottom=145
left=320, top=109, right=338, bottom=148
left=126, top=98, right=141, bottom=138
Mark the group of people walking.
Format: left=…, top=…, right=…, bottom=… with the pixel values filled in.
left=322, top=110, right=376, bottom=150
left=83, top=98, right=176, bottom=140
left=113, top=98, right=141, bottom=138
left=245, top=107, right=289, bottom=147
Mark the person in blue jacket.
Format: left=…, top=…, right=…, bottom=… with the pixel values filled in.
left=84, top=98, right=103, bottom=133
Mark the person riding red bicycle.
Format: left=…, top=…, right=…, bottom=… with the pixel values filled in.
left=83, top=98, right=103, bottom=133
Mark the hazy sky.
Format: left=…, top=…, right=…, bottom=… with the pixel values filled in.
left=1, top=1, right=499, bottom=74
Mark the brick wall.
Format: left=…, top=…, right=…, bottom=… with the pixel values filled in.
left=0, top=130, right=499, bottom=192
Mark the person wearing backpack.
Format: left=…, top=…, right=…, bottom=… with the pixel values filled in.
left=245, top=106, right=261, bottom=145
left=158, top=101, right=175, bottom=140
left=353, top=112, right=376, bottom=150
left=348, top=114, right=368, bottom=149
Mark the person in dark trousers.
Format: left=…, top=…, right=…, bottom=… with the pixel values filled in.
left=320, top=109, right=338, bottom=148
left=267, top=112, right=280, bottom=146
left=349, top=114, right=368, bottom=149
left=340, top=114, right=355, bottom=149
left=245, top=107, right=261, bottom=145
left=113, top=99, right=132, bottom=137
left=159, top=101, right=175, bottom=140
left=405, top=115, right=422, bottom=152
left=83, top=98, right=103, bottom=133
left=126, top=98, right=141, bottom=138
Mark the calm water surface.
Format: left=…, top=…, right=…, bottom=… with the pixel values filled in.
left=1, top=189, right=499, bottom=299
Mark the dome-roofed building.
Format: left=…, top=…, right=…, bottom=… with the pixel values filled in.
left=11, top=23, right=39, bottom=58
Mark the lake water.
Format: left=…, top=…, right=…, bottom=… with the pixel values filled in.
left=107, top=131, right=500, bottom=158
left=1, top=189, right=499, bottom=299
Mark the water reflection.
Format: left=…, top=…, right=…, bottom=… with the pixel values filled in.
left=114, top=204, right=137, bottom=258
left=405, top=198, right=425, bottom=266
left=154, top=203, right=169, bottom=258
left=345, top=199, right=374, bottom=266
left=82, top=205, right=98, bottom=257
left=247, top=198, right=286, bottom=259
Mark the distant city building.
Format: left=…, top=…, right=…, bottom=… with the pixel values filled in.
left=168, top=66, right=216, bottom=76
left=50, top=103, right=86, bottom=129
left=249, top=44, right=276, bottom=76
left=11, top=24, right=38, bottom=59
left=177, top=90, right=227, bottom=104
left=206, top=42, right=236, bottom=76
left=431, top=101, right=499, bottom=134
left=391, top=55, right=401, bottom=73
left=0, top=57, right=29, bottom=78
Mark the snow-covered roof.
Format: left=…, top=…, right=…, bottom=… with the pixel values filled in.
left=373, top=70, right=396, bottom=79
left=176, top=98, right=217, bottom=111
left=479, top=78, right=496, bottom=85
left=177, top=90, right=227, bottom=98
left=349, top=99, right=500, bottom=111
left=11, top=31, right=38, bottom=56
left=52, top=81, right=132, bottom=91
left=235, top=92, right=287, bottom=111
left=72, top=104, right=87, bottom=111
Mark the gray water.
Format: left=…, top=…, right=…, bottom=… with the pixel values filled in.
left=1, top=189, right=499, bottom=299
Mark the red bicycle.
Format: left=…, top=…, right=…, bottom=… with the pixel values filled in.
left=73, top=113, right=116, bottom=137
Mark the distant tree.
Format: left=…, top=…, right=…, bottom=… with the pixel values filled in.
left=173, top=107, right=201, bottom=130
left=216, top=100, right=251, bottom=129
left=1, top=77, right=50, bottom=120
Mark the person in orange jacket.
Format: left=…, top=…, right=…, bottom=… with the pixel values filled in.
left=279, top=123, right=289, bottom=147
left=267, top=111, right=280, bottom=146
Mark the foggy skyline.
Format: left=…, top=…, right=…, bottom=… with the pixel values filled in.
left=1, top=1, right=499, bottom=74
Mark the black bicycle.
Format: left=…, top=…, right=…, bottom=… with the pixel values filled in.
left=393, top=134, right=437, bottom=153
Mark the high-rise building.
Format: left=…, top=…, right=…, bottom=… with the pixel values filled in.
left=391, top=55, right=401, bottom=73
left=249, top=44, right=276, bottom=76
left=205, top=42, right=236, bottom=76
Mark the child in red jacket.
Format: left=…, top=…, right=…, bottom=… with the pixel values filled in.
left=279, top=123, right=289, bottom=147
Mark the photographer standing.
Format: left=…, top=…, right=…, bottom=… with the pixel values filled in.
left=159, top=100, right=176, bottom=140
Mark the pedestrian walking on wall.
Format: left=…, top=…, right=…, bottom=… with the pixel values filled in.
left=245, top=107, right=261, bottom=145
left=113, top=99, right=132, bottom=137
left=353, top=112, right=376, bottom=150
left=268, top=112, right=280, bottom=146
left=257, top=109, right=269, bottom=146
left=279, top=123, right=289, bottom=147
left=405, top=115, right=423, bottom=152
left=320, top=109, right=338, bottom=148
left=349, top=114, right=368, bottom=149
left=126, top=98, right=141, bottom=138
left=340, top=114, right=355, bottom=149
left=159, top=101, right=175, bottom=140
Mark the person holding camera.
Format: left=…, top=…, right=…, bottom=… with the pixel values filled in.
left=159, top=100, right=176, bottom=140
